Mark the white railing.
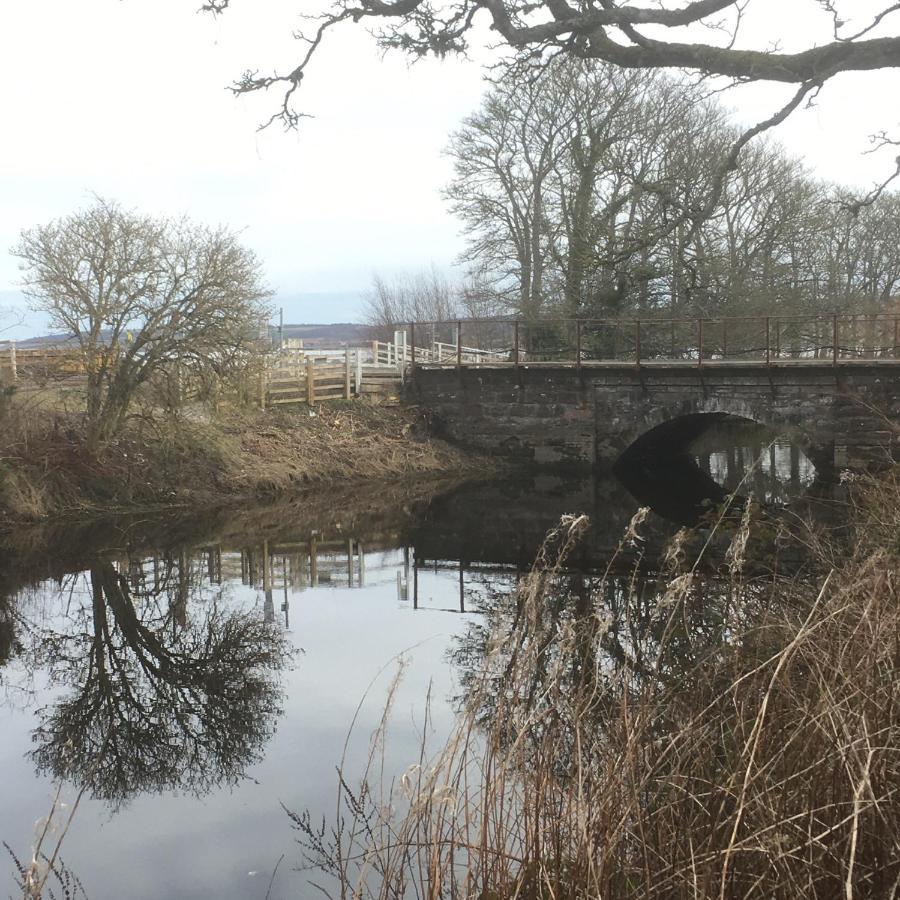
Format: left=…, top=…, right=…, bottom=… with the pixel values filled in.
left=370, top=330, right=514, bottom=369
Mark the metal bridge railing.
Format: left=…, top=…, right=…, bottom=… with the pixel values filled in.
left=401, top=313, right=900, bottom=370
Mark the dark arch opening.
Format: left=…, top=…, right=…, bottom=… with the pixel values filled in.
left=611, top=413, right=820, bottom=526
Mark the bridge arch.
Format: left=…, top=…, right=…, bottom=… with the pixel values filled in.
left=611, top=399, right=813, bottom=462
left=408, top=365, right=899, bottom=471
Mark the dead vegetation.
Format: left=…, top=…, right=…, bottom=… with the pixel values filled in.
left=292, top=469, right=900, bottom=899
left=0, top=392, right=488, bottom=524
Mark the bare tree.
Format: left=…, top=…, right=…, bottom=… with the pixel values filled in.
left=202, top=0, right=900, bottom=202
left=13, top=198, right=272, bottom=447
left=365, top=265, right=462, bottom=332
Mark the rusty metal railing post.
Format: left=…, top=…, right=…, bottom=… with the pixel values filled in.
left=833, top=314, right=838, bottom=366
left=456, top=320, right=462, bottom=369
left=635, top=319, right=641, bottom=370
left=575, top=320, right=582, bottom=370
left=513, top=320, right=520, bottom=367
left=410, top=321, right=416, bottom=374
left=697, top=317, right=703, bottom=369
left=765, top=317, right=770, bottom=367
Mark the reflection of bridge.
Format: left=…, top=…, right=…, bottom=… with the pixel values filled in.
left=405, top=314, right=900, bottom=469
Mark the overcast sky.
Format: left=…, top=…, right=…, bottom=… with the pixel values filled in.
left=1, top=0, right=899, bottom=335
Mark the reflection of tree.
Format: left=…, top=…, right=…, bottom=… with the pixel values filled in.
left=0, top=595, right=17, bottom=669
left=30, top=560, right=290, bottom=806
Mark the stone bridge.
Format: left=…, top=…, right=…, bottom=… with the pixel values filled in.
left=407, top=363, right=900, bottom=470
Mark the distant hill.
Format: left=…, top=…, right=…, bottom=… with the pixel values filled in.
left=5, top=323, right=378, bottom=350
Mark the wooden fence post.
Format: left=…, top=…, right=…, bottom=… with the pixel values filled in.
left=306, top=356, right=315, bottom=405
left=8, top=340, right=16, bottom=383
left=456, top=320, right=462, bottom=368
left=355, top=349, right=363, bottom=396
left=344, top=347, right=351, bottom=399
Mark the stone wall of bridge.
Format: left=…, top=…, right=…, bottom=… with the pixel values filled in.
left=407, top=365, right=900, bottom=468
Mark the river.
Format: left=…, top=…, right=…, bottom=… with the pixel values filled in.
left=0, top=424, right=834, bottom=899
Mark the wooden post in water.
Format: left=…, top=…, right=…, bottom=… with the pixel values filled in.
left=306, top=356, right=315, bottom=405
left=344, top=347, right=351, bottom=399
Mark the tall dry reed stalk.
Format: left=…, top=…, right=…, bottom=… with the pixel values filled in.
left=292, top=470, right=900, bottom=899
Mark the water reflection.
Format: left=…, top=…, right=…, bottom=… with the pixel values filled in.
left=0, top=456, right=830, bottom=896
left=21, top=559, right=291, bottom=807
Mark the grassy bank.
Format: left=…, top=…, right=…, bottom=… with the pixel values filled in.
left=295, top=467, right=900, bottom=899
left=0, top=395, right=490, bottom=524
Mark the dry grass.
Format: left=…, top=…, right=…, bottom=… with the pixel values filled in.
left=0, top=394, right=490, bottom=523
left=292, top=470, right=900, bottom=899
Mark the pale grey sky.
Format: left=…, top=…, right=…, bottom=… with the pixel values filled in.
left=1, top=0, right=898, bottom=335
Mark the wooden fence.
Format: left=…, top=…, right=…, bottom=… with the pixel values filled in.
left=258, top=342, right=406, bottom=407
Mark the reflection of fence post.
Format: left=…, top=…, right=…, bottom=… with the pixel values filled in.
left=8, top=340, right=16, bottom=382
left=344, top=347, right=351, bottom=399
left=306, top=356, right=315, bottom=405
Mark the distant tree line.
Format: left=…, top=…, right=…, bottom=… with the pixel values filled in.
left=369, top=59, right=900, bottom=328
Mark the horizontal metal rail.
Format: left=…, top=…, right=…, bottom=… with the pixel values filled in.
left=400, top=313, right=900, bottom=370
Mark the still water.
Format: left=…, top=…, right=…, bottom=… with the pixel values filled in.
left=0, top=427, right=829, bottom=899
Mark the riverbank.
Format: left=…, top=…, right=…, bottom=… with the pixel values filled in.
left=0, top=398, right=493, bottom=525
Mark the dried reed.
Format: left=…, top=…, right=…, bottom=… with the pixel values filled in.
left=291, top=470, right=900, bottom=899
